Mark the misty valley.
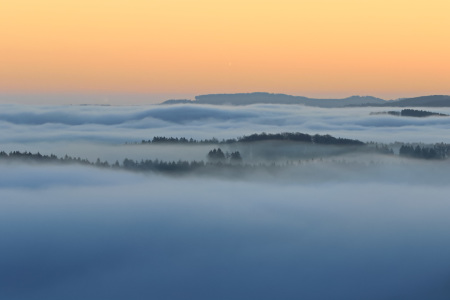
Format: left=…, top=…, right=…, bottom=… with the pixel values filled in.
left=2, top=103, right=450, bottom=300
left=2, top=131, right=450, bottom=185
left=3, top=0, right=450, bottom=298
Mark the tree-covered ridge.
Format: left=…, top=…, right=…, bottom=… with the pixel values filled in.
left=161, top=93, right=385, bottom=107
left=370, top=109, right=448, bottom=117
left=2, top=132, right=450, bottom=178
left=0, top=150, right=105, bottom=166
left=401, top=109, right=448, bottom=117
left=398, top=144, right=450, bottom=159
left=1, top=143, right=450, bottom=179
left=162, top=93, right=450, bottom=107
left=0, top=150, right=254, bottom=175
left=207, top=149, right=242, bottom=163
left=142, top=132, right=364, bottom=146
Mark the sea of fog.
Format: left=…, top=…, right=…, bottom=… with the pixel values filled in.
left=1, top=104, right=450, bottom=145
left=1, top=103, right=450, bottom=299
left=2, top=103, right=450, bottom=162
left=1, top=165, right=450, bottom=300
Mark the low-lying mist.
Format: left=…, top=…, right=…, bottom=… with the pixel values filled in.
left=2, top=104, right=450, bottom=147
left=3, top=103, right=450, bottom=299
left=1, top=165, right=450, bottom=300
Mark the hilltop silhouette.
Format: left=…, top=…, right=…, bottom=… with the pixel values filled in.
left=161, top=93, right=450, bottom=107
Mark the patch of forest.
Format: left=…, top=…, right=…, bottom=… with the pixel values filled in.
left=0, top=150, right=276, bottom=176
left=2, top=132, right=450, bottom=179
left=141, top=132, right=365, bottom=145
left=370, top=109, right=448, bottom=117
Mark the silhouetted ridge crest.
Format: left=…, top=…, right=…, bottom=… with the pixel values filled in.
left=370, top=109, right=449, bottom=117
left=161, top=93, right=450, bottom=107
left=389, top=95, right=450, bottom=107
left=141, top=132, right=364, bottom=145
left=193, top=93, right=385, bottom=107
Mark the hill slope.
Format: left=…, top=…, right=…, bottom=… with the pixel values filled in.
left=194, top=93, right=386, bottom=107
left=161, top=93, right=450, bottom=107
left=386, top=95, right=450, bottom=107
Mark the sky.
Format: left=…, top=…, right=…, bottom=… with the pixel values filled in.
left=3, top=2, right=450, bottom=297
left=1, top=0, right=449, bottom=104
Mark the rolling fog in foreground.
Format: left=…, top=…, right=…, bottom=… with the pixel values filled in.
left=2, top=104, right=450, bottom=299
left=1, top=165, right=450, bottom=300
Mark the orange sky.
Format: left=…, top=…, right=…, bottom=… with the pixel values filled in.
left=1, top=0, right=449, bottom=103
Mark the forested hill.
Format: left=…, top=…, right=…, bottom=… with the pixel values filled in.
left=370, top=109, right=449, bottom=117
left=141, top=132, right=365, bottom=146
left=1, top=141, right=449, bottom=177
left=385, top=95, right=450, bottom=107
left=161, top=93, right=450, bottom=107
left=162, top=93, right=385, bottom=107
left=195, top=93, right=385, bottom=107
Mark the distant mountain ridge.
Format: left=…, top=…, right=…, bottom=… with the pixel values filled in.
left=384, top=95, right=450, bottom=107
left=194, top=93, right=386, bottom=107
left=161, top=93, right=450, bottom=108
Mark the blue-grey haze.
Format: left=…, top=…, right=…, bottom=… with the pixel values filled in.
left=1, top=104, right=450, bottom=164
left=1, top=166, right=450, bottom=300
left=1, top=104, right=450, bottom=299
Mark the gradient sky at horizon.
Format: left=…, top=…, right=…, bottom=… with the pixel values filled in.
left=1, top=0, right=449, bottom=104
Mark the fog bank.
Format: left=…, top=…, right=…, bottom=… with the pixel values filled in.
left=1, top=165, right=450, bottom=299
left=2, top=104, right=450, bottom=146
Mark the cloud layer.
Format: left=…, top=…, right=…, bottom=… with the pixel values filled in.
left=2, top=104, right=450, bottom=146
left=2, top=104, right=450, bottom=299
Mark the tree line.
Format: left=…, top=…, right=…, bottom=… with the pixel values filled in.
left=399, top=144, right=450, bottom=159
left=141, top=132, right=364, bottom=145
left=371, top=109, right=448, bottom=118
left=0, top=150, right=246, bottom=174
left=207, top=149, right=242, bottom=162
